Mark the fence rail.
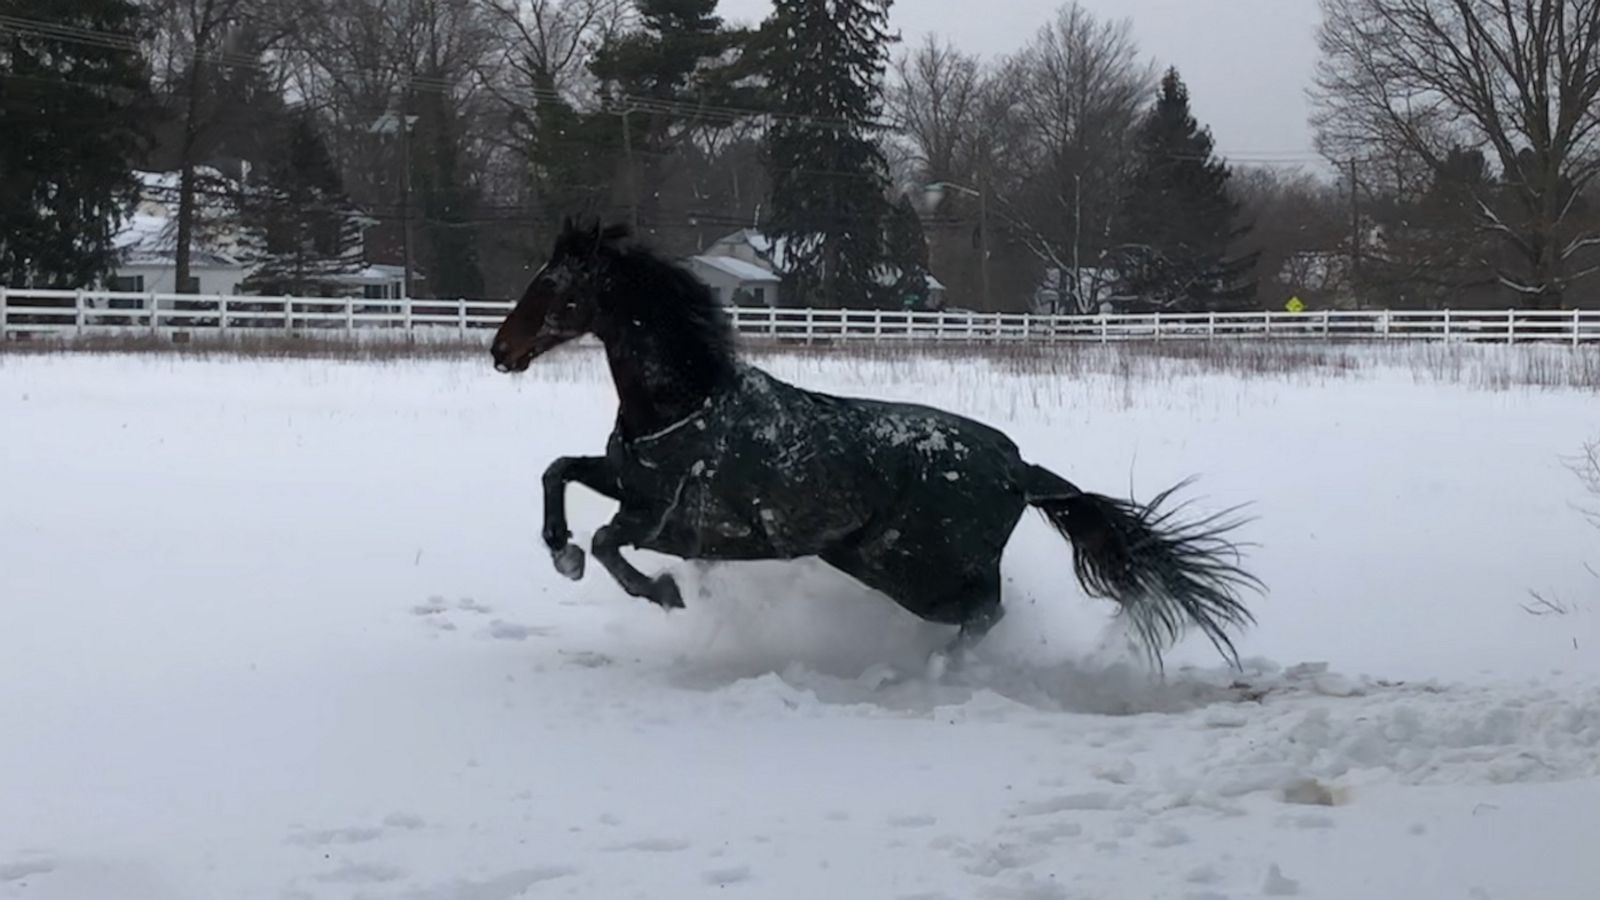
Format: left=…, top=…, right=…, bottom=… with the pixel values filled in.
left=3, top=287, right=1599, bottom=347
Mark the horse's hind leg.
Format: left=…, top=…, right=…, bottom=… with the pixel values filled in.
left=821, top=545, right=1003, bottom=675
left=591, top=511, right=685, bottom=610
left=925, top=574, right=1003, bottom=678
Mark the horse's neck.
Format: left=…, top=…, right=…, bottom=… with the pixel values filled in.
left=603, top=331, right=717, bottom=440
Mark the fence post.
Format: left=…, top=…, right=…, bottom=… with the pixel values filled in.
left=0, top=284, right=8, bottom=342
left=147, top=291, right=159, bottom=335
left=458, top=299, right=467, bottom=334
left=74, top=288, right=86, bottom=336
left=1443, top=308, right=1451, bottom=342
left=345, top=295, right=355, bottom=331
left=1506, top=308, right=1515, bottom=345
left=218, top=293, right=228, bottom=333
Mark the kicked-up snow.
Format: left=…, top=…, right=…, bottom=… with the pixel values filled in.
left=2, top=345, right=1599, bottom=900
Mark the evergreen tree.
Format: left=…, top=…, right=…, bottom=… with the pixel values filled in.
left=412, top=81, right=485, bottom=299
left=881, top=194, right=932, bottom=308
left=1113, top=68, right=1256, bottom=311
left=0, top=0, right=152, bottom=287
left=240, top=108, right=365, bottom=295
left=523, top=82, right=624, bottom=238
left=760, top=0, right=899, bottom=309
left=589, top=0, right=755, bottom=235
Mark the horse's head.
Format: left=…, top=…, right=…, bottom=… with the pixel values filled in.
left=492, top=217, right=630, bottom=373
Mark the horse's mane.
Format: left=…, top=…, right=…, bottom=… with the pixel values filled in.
left=563, top=219, right=740, bottom=387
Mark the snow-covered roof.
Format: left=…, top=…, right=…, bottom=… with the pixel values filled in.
left=113, top=211, right=245, bottom=269
left=112, top=170, right=250, bottom=269
left=689, top=254, right=779, bottom=283
left=873, top=268, right=945, bottom=292
left=713, top=229, right=944, bottom=291
left=326, top=264, right=417, bottom=285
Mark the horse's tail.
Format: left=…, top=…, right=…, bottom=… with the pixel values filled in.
left=1023, top=464, right=1261, bottom=671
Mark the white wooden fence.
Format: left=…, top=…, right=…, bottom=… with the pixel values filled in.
left=3, top=287, right=1599, bottom=347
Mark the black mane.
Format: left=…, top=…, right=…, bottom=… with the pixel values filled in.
left=564, top=219, right=740, bottom=388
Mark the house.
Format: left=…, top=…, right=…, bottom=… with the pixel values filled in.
left=101, top=170, right=410, bottom=301
left=699, top=228, right=946, bottom=309
left=685, top=254, right=780, bottom=306
left=105, top=171, right=252, bottom=298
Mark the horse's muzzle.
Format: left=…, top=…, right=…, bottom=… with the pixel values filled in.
left=491, top=338, right=536, bottom=373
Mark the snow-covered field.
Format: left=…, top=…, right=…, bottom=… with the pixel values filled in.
left=3, top=343, right=1599, bottom=900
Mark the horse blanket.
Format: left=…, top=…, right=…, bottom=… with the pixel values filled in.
left=604, top=363, right=1032, bottom=621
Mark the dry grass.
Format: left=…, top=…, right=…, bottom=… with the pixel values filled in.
left=0, top=329, right=487, bottom=362
left=6, top=329, right=1599, bottom=392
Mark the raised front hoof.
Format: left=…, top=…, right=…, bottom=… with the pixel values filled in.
left=552, top=543, right=585, bottom=581
left=647, top=575, right=685, bottom=610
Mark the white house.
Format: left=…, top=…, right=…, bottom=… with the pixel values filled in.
left=685, top=254, right=780, bottom=306
left=699, top=228, right=945, bottom=308
left=101, top=170, right=410, bottom=301
left=102, top=170, right=252, bottom=299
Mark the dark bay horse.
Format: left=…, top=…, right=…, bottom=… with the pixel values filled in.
left=492, top=220, right=1261, bottom=671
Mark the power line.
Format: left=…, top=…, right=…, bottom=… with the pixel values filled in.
left=0, top=12, right=901, bottom=134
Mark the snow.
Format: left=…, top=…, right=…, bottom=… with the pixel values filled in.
left=689, top=254, right=781, bottom=284
left=2, top=345, right=1600, bottom=899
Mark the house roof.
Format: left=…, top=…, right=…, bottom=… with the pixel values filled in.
left=114, top=211, right=245, bottom=268
left=712, top=229, right=944, bottom=291
left=325, top=264, right=421, bottom=285
left=689, top=254, right=779, bottom=283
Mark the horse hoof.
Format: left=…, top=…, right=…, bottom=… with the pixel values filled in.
left=649, top=576, right=685, bottom=610
left=552, top=544, right=585, bottom=580
left=925, top=650, right=950, bottom=682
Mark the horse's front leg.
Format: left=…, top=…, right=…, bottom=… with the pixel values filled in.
left=591, top=511, right=685, bottom=611
left=541, top=455, right=620, bottom=581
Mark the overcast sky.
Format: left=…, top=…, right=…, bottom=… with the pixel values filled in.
left=717, top=0, right=1328, bottom=173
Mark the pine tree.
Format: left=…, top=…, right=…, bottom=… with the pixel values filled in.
left=760, top=0, right=899, bottom=309
left=1113, top=68, right=1256, bottom=311
left=589, top=0, right=754, bottom=235
left=881, top=194, right=932, bottom=309
left=0, top=0, right=152, bottom=287
left=413, top=82, right=485, bottom=299
left=239, top=108, right=365, bottom=296
left=524, top=82, right=623, bottom=237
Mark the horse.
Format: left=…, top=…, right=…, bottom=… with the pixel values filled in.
left=490, top=218, right=1262, bottom=672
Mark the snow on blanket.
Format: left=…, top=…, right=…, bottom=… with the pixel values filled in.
left=1, top=348, right=1599, bottom=900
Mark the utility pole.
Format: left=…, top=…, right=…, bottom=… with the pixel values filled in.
left=1073, top=173, right=1082, bottom=313
left=1349, top=158, right=1360, bottom=296
left=401, top=96, right=414, bottom=303
left=621, top=104, right=639, bottom=231
left=978, top=143, right=993, bottom=311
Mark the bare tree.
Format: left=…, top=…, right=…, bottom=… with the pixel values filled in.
left=478, top=0, right=633, bottom=110
left=886, top=35, right=984, bottom=187
left=1000, top=1, right=1156, bottom=311
left=148, top=0, right=291, bottom=293
left=1312, top=0, right=1600, bottom=309
left=1232, top=166, right=1352, bottom=307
